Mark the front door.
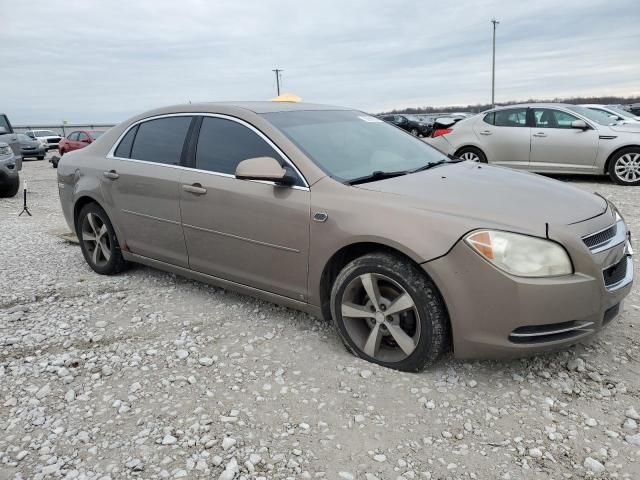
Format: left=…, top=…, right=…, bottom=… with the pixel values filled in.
left=101, top=115, right=194, bottom=267
left=180, top=115, right=310, bottom=301
left=529, top=108, right=599, bottom=172
left=474, top=107, right=531, bottom=167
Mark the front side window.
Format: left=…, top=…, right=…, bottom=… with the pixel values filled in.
left=0, top=115, right=11, bottom=133
left=130, top=116, right=192, bottom=165
left=493, top=108, right=528, bottom=127
left=77, top=132, right=89, bottom=141
left=263, top=110, right=447, bottom=182
left=68, top=132, right=79, bottom=141
left=195, top=117, right=302, bottom=185
left=533, top=109, right=580, bottom=129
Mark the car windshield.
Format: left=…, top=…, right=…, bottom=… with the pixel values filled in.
left=606, top=105, right=633, bottom=118
left=0, top=115, right=11, bottom=133
left=262, top=110, right=446, bottom=182
left=35, top=130, right=56, bottom=137
left=89, top=131, right=104, bottom=139
left=566, top=106, right=617, bottom=126
left=17, top=134, right=31, bottom=142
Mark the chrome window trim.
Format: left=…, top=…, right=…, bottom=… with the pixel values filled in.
left=106, top=112, right=309, bottom=189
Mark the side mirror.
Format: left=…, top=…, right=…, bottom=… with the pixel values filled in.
left=235, top=157, right=294, bottom=185
left=571, top=120, right=588, bottom=130
left=81, top=138, right=91, bottom=143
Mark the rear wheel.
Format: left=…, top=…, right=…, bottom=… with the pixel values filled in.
left=0, top=175, right=20, bottom=198
left=608, top=147, right=640, bottom=186
left=330, top=252, right=449, bottom=372
left=76, top=203, right=128, bottom=275
left=456, top=146, right=487, bottom=163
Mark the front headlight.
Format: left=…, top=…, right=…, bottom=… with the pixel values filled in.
left=465, top=230, right=572, bottom=277
left=0, top=145, right=12, bottom=156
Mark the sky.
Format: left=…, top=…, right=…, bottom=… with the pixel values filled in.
left=2, top=0, right=639, bottom=124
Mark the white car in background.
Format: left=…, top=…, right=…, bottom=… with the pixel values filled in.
left=25, top=129, right=62, bottom=150
left=581, top=104, right=640, bottom=123
left=425, top=103, right=640, bottom=185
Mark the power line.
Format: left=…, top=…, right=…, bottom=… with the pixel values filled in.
left=272, top=68, right=283, bottom=96
left=491, top=18, right=499, bottom=108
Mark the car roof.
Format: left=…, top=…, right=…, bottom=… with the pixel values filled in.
left=491, top=103, right=578, bottom=110
left=149, top=101, right=352, bottom=115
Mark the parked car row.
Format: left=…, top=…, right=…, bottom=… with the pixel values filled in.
left=425, top=103, right=640, bottom=185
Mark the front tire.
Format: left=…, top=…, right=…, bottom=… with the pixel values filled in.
left=76, top=203, right=128, bottom=275
left=410, top=128, right=419, bottom=136
left=608, top=147, right=640, bottom=186
left=456, top=146, right=487, bottom=163
left=0, top=175, right=20, bottom=198
left=330, top=252, right=449, bottom=372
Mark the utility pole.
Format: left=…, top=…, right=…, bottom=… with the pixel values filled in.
left=491, top=18, right=499, bottom=108
left=272, top=68, right=283, bottom=96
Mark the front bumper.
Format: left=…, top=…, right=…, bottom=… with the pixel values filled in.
left=424, top=211, right=633, bottom=359
left=21, top=147, right=46, bottom=157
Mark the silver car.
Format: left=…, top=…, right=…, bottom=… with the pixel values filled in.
left=426, top=103, right=640, bottom=185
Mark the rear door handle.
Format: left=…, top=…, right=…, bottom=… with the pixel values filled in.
left=533, top=132, right=547, bottom=138
left=182, top=183, right=207, bottom=195
left=479, top=130, right=493, bottom=136
left=103, top=170, right=119, bottom=179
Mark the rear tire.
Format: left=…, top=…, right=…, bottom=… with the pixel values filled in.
left=0, top=175, right=20, bottom=198
left=608, top=147, right=640, bottom=186
left=330, top=252, right=449, bottom=372
left=456, top=146, right=487, bottom=163
left=76, top=203, right=128, bottom=275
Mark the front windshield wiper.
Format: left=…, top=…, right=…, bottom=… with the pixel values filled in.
left=347, top=170, right=409, bottom=185
left=410, top=156, right=464, bottom=173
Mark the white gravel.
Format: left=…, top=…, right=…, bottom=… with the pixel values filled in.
left=1, top=157, right=639, bottom=479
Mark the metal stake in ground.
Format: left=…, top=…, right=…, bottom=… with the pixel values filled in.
left=18, top=180, right=32, bottom=217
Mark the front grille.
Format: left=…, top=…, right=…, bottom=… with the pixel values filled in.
left=583, top=224, right=617, bottom=249
left=509, top=320, right=594, bottom=344
left=603, top=256, right=628, bottom=288
left=47, top=138, right=58, bottom=144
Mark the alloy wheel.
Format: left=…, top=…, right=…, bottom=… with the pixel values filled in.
left=81, top=212, right=112, bottom=268
left=460, top=151, right=480, bottom=162
left=614, top=153, right=640, bottom=183
left=340, top=273, right=420, bottom=362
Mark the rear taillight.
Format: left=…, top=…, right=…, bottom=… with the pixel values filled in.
left=432, top=128, right=452, bottom=137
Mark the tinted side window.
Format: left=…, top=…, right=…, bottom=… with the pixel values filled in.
left=68, top=132, right=79, bottom=141
left=130, top=116, right=192, bottom=165
left=114, top=125, right=138, bottom=158
left=196, top=117, right=300, bottom=184
left=483, top=112, right=495, bottom=125
left=77, top=132, right=89, bottom=141
left=494, top=108, right=528, bottom=127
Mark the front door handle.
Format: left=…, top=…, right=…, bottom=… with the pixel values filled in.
left=479, top=130, right=493, bottom=136
left=533, top=132, right=547, bottom=138
left=182, top=183, right=207, bottom=195
left=103, top=170, right=119, bottom=179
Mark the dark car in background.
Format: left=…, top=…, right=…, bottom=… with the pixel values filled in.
left=17, top=133, right=46, bottom=160
left=58, top=130, right=105, bottom=155
left=379, top=114, right=431, bottom=136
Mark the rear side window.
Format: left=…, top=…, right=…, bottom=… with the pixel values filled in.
left=130, top=116, right=192, bottom=165
left=483, top=112, right=495, bottom=125
left=493, top=108, right=528, bottom=127
left=195, top=117, right=295, bottom=179
left=114, top=125, right=138, bottom=158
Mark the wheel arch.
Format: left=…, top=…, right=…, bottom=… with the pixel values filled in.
left=454, top=144, right=486, bottom=157
left=604, top=144, right=640, bottom=175
left=318, top=242, right=450, bottom=330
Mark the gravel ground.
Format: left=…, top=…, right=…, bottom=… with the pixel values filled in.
left=1, top=156, right=639, bottom=480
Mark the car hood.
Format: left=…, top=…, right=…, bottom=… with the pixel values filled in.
left=609, top=123, right=640, bottom=133
left=355, top=161, right=607, bottom=235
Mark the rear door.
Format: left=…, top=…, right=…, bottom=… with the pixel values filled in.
left=180, top=115, right=310, bottom=300
left=529, top=108, right=599, bottom=172
left=101, top=115, right=194, bottom=267
left=473, top=108, right=531, bottom=167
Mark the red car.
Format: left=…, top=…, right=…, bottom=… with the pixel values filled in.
left=58, top=130, right=105, bottom=155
